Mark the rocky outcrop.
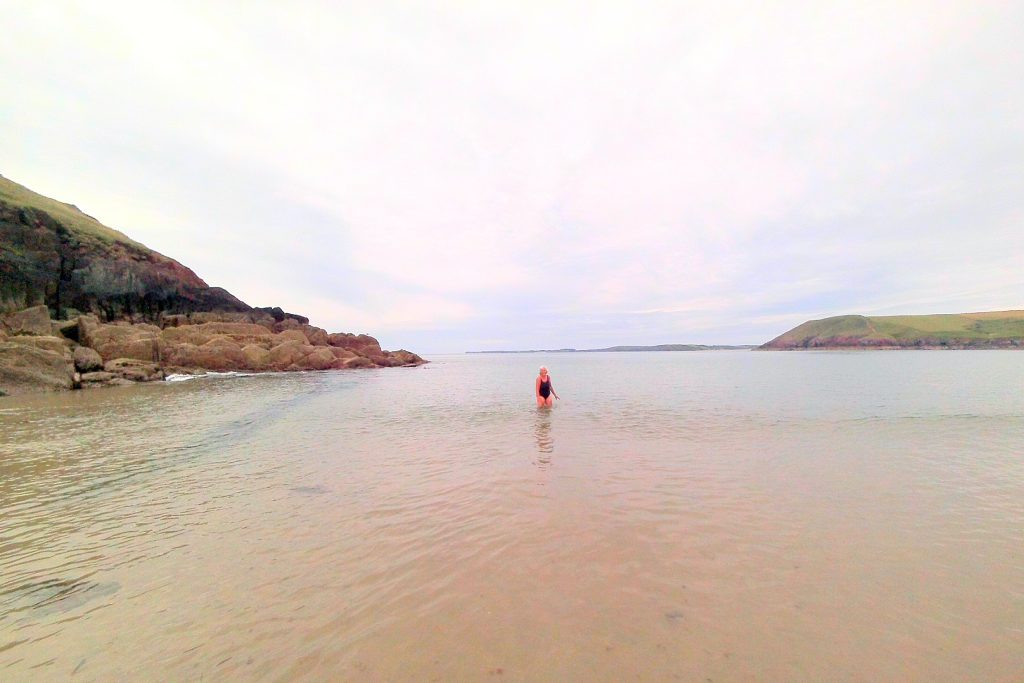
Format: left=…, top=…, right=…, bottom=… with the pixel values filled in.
left=0, top=175, right=426, bottom=395
left=0, top=307, right=426, bottom=395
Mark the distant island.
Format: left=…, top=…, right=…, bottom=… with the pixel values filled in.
left=0, top=174, right=425, bottom=396
left=469, top=344, right=755, bottom=353
left=762, top=311, right=1024, bottom=349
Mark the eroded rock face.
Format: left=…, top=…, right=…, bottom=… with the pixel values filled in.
left=0, top=197, right=249, bottom=321
left=0, top=341, right=74, bottom=394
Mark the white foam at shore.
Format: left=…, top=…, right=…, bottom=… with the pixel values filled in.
left=164, top=371, right=256, bottom=383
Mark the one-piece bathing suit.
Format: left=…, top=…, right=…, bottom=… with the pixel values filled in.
left=539, top=377, right=551, bottom=399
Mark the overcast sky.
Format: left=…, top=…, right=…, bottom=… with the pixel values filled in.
left=2, top=1, right=1022, bottom=352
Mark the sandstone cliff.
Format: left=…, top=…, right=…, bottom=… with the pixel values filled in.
left=1, top=174, right=250, bottom=318
left=0, top=176, right=425, bottom=395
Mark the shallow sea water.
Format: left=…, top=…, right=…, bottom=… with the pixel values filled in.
left=1, top=351, right=1023, bottom=681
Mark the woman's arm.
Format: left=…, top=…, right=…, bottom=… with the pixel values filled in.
left=551, top=380, right=559, bottom=400
left=535, top=376, right=542, bottom=398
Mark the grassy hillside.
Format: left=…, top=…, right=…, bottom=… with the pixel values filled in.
left=0, top=175, right=143, bottom=248
left=763, top=311, right=1024, bottom=349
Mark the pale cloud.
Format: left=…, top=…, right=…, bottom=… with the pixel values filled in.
left=1, top=1, right=1022, bottom=352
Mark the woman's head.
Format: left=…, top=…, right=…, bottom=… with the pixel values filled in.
left=539, top=366, right=548, bottom=377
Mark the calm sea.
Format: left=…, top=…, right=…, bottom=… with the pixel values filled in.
left=1, top=351, right=1022, bottom=681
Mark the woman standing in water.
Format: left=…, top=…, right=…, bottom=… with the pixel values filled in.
left=536, top=366, right=559, bottom=408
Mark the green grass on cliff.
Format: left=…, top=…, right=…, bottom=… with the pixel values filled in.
left=0, top=175, right=144, bottom=248
left=766, top=310, right=1024, bottom=347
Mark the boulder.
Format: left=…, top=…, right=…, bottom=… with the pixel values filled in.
left=276, top=329, right=309, bottom=344
left=0, top=305, right=53, bottom=336
left=387, top=350, right=425, bottom=366
left=273, top=318, right=302, bottom=333
left=328, top=347, right=359, bottom=361
left=200, top=337, right=248, bottom=370
left=0, top=341, right=75, bottom=394
left=300, top=325, right=330, bottom=346
left=104, top=358, right=164, bottom=382
left=77, top=314, right=101, bottom=345
left=345, top=356, right=376, bottom=369
left=327, top=333, right=383, bottom=356
left=73, top=346, right=104, bottom=372
left=80, top=371, right=115, bottom=386
left=160, top=342, right=201, bottom=371
left=7, top=335, right=71, bottom=356
left=85, top=322, right=161, bottom=362
left=241, top=344, right=271, bottom=370
left=267, top=340, right=314, bottom=369
left=162, top=337, right=247, bottom=372
left=294, top=346, right=337, bottom=371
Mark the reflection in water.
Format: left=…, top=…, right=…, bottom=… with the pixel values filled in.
left=534, top=408, right=554, bottom=468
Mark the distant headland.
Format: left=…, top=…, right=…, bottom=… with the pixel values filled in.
left=469, top=344, right=756, bottom=353
left=761, top=311, right=1024, bottom=349
left=0, top=174, right=425, bottom=396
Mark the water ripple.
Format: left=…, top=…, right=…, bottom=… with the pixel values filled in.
left=2, top=353, right=1023, bottom=680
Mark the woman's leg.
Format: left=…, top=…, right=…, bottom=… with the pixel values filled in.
left=544, top=396, right=554, bottom=407
left=537, top=396, right=546, bottom=407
